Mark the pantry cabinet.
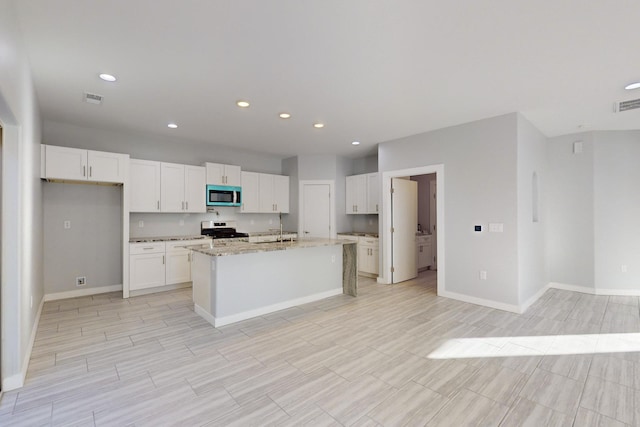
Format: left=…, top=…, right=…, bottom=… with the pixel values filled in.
left=204, top=162, right=241, bottom=186
left=43, top=145, right=128, bottom=183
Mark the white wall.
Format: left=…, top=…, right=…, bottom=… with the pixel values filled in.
left=0, top=0, right=44, bottom=390
left=379, top=114, right=520, bottom=307
left=516, top=114, right=548, bottom=305
left=593, top=131, right=640, bottom=291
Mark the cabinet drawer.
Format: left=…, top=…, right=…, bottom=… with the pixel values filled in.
left=130, top=242, right=165, bottom=255
left=166, top=239, right=209, bottom=252
left=360, top=238, right=378, bottom=246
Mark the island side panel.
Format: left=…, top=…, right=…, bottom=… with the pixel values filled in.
left=192, top=251, right=214, bottom=323
left=342, top=242, right=358, bottom=296
left=213, top=244, right=343, bottom=325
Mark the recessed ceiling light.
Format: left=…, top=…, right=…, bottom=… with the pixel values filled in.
left=351, top=141, right=360, bottom=146
left=625, top=82, right=640, bottom=90
left=167, top=123, right=178, bottom=129
left=99, top=73, right=116, bottom=82
left=236, top=100, right=250, bottom=108
left=279, top=113, right=291, bottom=119
left=313, top=123, right=324, bottom=129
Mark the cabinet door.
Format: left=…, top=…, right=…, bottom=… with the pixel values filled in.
left=273, top=175, right=289, bottom=213
left=354, top=175, right=367, bottom=214
left=357, top=244, right=369, bottom=273
left=241, top=171, right=260, bottom=212
left=367, top=173, right=379, bottom=214
left=165, top=250, right=191, bottom=285
left=130, top=159, right=161, bottom=212
left=161, top=162, right=186, bottom=212
left=259, top=173, right=275, bottom=212
left=224, top=165, right=242, bottom=186
left=205, top=162, right=225, bottom=185
left=130, top=253, right=166, bottom=290
left=45, top=145, right=87, bottom=180
left=345, top=176, right=357, bottom=214
left=184, top=165, right=206, bottom=213
left=87, top=150, right=128, bottom=183
left=370, top=246, right=379, bottom=275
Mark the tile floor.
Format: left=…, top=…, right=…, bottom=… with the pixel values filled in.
left=1, top=271, right=640, bottom=426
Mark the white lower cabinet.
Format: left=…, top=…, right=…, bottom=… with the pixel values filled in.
left=129, top=242, right=166, bottom=291
left=416, top=235, right=432, bottom=270
left=129, top=239, right=206, bottom=292
left=339, top=235, right=379, bottom=276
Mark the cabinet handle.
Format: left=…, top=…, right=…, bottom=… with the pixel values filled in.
left=162, top=255, right=165, bottom=264
left=83, top=166, right=86, bottom=177
left=143, top=247, right=154, bottom=250
left=157, top=201, right=160, bottom=210
left=188, top=253, right=191, bottom=262
left=89, top=166, right=92, bottom=177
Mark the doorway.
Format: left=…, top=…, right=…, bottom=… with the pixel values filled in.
left=381, top=165, right=445, bottom=294
left=299, top=180, right=336, bottom=239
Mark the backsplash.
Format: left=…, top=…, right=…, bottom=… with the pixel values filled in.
left=129, top=207, right=285, bottom=238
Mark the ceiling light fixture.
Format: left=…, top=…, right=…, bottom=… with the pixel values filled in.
left=279, top=113, right=291, bottom=119
left=351, top=141, right=360, bottom=146
left=167, top=123, right=178, bottom=129
left=236, top=100, right=250, bottom=108
left=313, top=123, right=324, bottom=129
left=99, top=73, right=117, bottom=82
left=625, top=82, right=640, bottom=90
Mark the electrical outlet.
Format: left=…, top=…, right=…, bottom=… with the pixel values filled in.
left=64, top=220, right=71, bottom=229
left=331, top=255, right=336, bottom=263
left=621, top=265, right=628, bottom=273
left=76, top=276, right=86, bottom=286
left=479, top=270, right=487, bottom=280
left=138, top=220, right=144, bottom=228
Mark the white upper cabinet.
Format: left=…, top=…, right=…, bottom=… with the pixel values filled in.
left=204, top=162, right=241, bottom=186
left=258, top=173, right=289, bottom=213
left=184, top=165, right=206, bottom=213
left=160, top=162, right=206, bottom=213
left=240, top=171, right=260, bottom=213
left=346, top=174, right=367, bottom=214
left=130, top=159, right=161, bottom=212
left=43, top=145, right=128, bottom=183
left=240, top=172, right=289, bottom=214
left=346, top=172, right=379, bottom=215
left=367, top=173, right=379, bottom=214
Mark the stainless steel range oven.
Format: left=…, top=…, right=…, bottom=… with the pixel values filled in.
left=200, top=221, right=248, bottom=239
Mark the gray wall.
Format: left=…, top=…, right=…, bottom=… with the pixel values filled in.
left=593, top=131, right=640, bottom=290
left=516, top=114, right=548, bottom=304
left=546, top=132, right=596, bottom=289
left=379, top=113, right=520, bottom=306
left=43, top=183, right=122, bottom=293
left=0, top=0, right=44, bottom=389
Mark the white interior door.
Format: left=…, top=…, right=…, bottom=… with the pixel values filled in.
left=391, top=178, right=418, bottom=283
left=301, top=182, right=332, bottom=238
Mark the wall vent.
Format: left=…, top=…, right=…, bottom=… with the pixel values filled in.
left=83, top=92, right=104, bottom=105
left=613, top=98, right=640, bottom=113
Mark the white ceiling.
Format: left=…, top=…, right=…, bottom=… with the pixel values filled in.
left=13, top=0, right=640, bottom=158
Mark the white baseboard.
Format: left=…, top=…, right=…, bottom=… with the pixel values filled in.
left=129, top=282, right=191, bottom=297
left=44, top=284, right=123, bottom=302
left=197, top=288, right=344, bottom=328
left=2, top=296, right=44, bottom=391
left=519, top=283, right=551, bottom=313
left=549, top=282, right=640, bottom=297
left=439, top=290, right=521, bottom=314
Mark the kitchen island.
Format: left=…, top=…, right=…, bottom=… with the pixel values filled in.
left=188, top=238, right=357, bottom=327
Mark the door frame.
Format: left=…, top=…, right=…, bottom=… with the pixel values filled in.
left=380, top=165, right=445, bottom=295
left=298, top=180, right=336, bottom=239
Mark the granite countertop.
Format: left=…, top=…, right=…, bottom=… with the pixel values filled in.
left=245, top=231, right=297, bottom=237
left=338, top=232, right=379, bottom=238
left=185, top=238, right=354, bottom=257
left=129, top=235, right=211, bottom=243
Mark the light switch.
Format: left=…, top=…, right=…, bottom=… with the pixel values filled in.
left=64, top=220, right=71, bottom=229
left=489, top=223, right=504, bottom=233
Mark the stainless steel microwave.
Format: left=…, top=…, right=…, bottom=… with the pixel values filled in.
left=206, top=185, right=242, bottom=207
